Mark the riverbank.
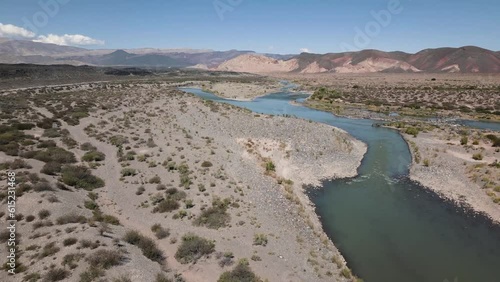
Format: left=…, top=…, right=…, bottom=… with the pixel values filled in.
left=400, top=126, right=500, bottom=223
left=186, top=80, right=283, bottom=101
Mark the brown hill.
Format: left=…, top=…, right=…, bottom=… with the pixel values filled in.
left=216, top=47, right=500, bottom=74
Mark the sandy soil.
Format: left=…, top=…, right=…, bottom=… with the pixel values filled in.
left=403, top=128, right=500, bottom=223
left=0, top=81, right=366, bottom=282
left=190, top=81, right=283, bottom=101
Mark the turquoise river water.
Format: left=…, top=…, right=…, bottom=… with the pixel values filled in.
left=181, top=87, right=500, bottom=282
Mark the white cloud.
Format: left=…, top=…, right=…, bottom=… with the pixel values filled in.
left=0, top=23, right=36, bottom=38
left=33, top=34, right=104, bottom=46
left=299, top=48, right=311, bottom=53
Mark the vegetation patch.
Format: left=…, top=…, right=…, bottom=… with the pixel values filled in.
left=175, top=233, right=215, bottom=264
left=61, top=165, right=105, bottom=190
left=123, top=230, right=164, bottom=263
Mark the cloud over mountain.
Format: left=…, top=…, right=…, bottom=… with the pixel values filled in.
left=0, top=23, right=36, bottom=38
left=34, top=34, right=105, bottom=46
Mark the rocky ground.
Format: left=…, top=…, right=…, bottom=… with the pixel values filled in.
left=398, top=124, right=500, bottom=223
left=0, top=80, right=366, bottom=282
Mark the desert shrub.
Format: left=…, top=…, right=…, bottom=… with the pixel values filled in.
left=61, top=165, right=104, bottom=190
left=423, top=159, right=430, bottom=167
left=62, top=253, right=85, bottom=269
left=341, top=268, right=352, bottom=279
left=113, top=276, right=133, bottom=282
left=405, top=127, right=419, bottom=137
left=79, top=267, right=105, bottom=282
left=37, top=140, right=57, bottom=148
left=156, top=184, right=167, bottom=191
left=23, top=272, right=41, bottom=282
left=84, top=200, right=98, bottom=210
left=153, top=199, right=180, bottom=213
left=253, top=234, right=268, bottom=246
left=0, top=159, right=31, bottom=170
left=265, top=161, right=275, bottom=172
left=80, top=142, right=97, bottom=151
left=136, top=186, right=145, bottom=195
left=193, top=198, right=230, bottom=229
left=26, top=215, right=36, bottom=222
left=32, top=147, right=77, bottom=163
left=166, top=188, right=187, bottom=201
left=149, top=175, right=161, bottom=184
left=79, top=239, right=100, bottom=249
left=43, top=268, right=69, bottom=282
left=460, top=136, right=468, bottom=145
left=39, top=242, right=60, bottom=258
left=472, top=153, right=483, bottom=161
left=109, top=135, right=128, bottom=146
left=33, top=181, right=54, bottom=192
left=92, top=210, right=121, bottom=225
left=36, top=118, right=59, bottom=129
left=147, top=138, right=157, bottom=148
left=155, top=273, right=172, bottom=282
left=121, top=168, right=137, bottom=177
left=151, top=224, right=170, bottom=239
left=201, top=161, right=213, bottom=168
left=82, top=150, right=106, bottom=162
left=56, top=214, right=87, bottom=225
left=62, top=136, right=78, bottom=148
left=486, top=134, right=500, bottom=147
left=12, top=122, right=35, bottom=131
left=87, top=249, right=124, bottom=269
left=63, top=237, right=78, bottom=246
left=42, top=128, right=62, bottom=138
left=175, top=233, right=215, bottom=264
left=41, top=162, right=62, bottom=175
left=38, top=209, right=51, bottom=219
left=218, top=260, right=263, bottom=282
left=123, top=230, right=164, bottom=263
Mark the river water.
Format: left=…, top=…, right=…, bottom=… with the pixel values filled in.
left=181, top=87, right=500, bottom=282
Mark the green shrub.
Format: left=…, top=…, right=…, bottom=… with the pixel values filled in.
left=193, top=199, right=230, bottom=229
left=265, top=161, right=275, bottom=172
left=472, top=153, right=483, bottom=161
left=41, top=162, right=62, bottom=175
left=218, top=260, right=263, bottom=282
left=341, top=268, right=352, bottom=279
left=82, top=150, right=106, bottom=162
left=32, top=147, right=77, bottom=163
left=460, top=136, right=468, bottom=145
left=405, top=127, right=419, bottom=137
left=43, top=128, right=62, bottom=138
left=253, top=234, right=268, bottom=246
left=175, top=233, right=215, bottom=264
left=61, top=165, right=104, bottom=190
left=123, top=230, right=164, bottom=263
left=120, top=168, right=137, bottom=177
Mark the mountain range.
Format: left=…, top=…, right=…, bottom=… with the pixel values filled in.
left=1, top=38, right=499, bottom=73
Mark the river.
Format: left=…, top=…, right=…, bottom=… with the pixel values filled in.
left=181, top=87, right=500, bottom=282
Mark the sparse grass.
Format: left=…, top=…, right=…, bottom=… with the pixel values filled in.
left=39, top=242, right=60, bottom=258
left=175, top=233, right=215, bottom=264
left=253, top=234, right=268, bottom=246
left=38, top=209, right=51, bottom=219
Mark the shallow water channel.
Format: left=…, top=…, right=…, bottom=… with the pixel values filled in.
left=181, top=87, right=500, bottom=282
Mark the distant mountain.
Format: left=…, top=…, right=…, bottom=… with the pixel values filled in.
left=217, top=47, right=500, bottom=73
left=0, top=38, right=499, bottom=73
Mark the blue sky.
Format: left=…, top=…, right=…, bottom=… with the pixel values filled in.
left=0, top=0, right=499, bottom=54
